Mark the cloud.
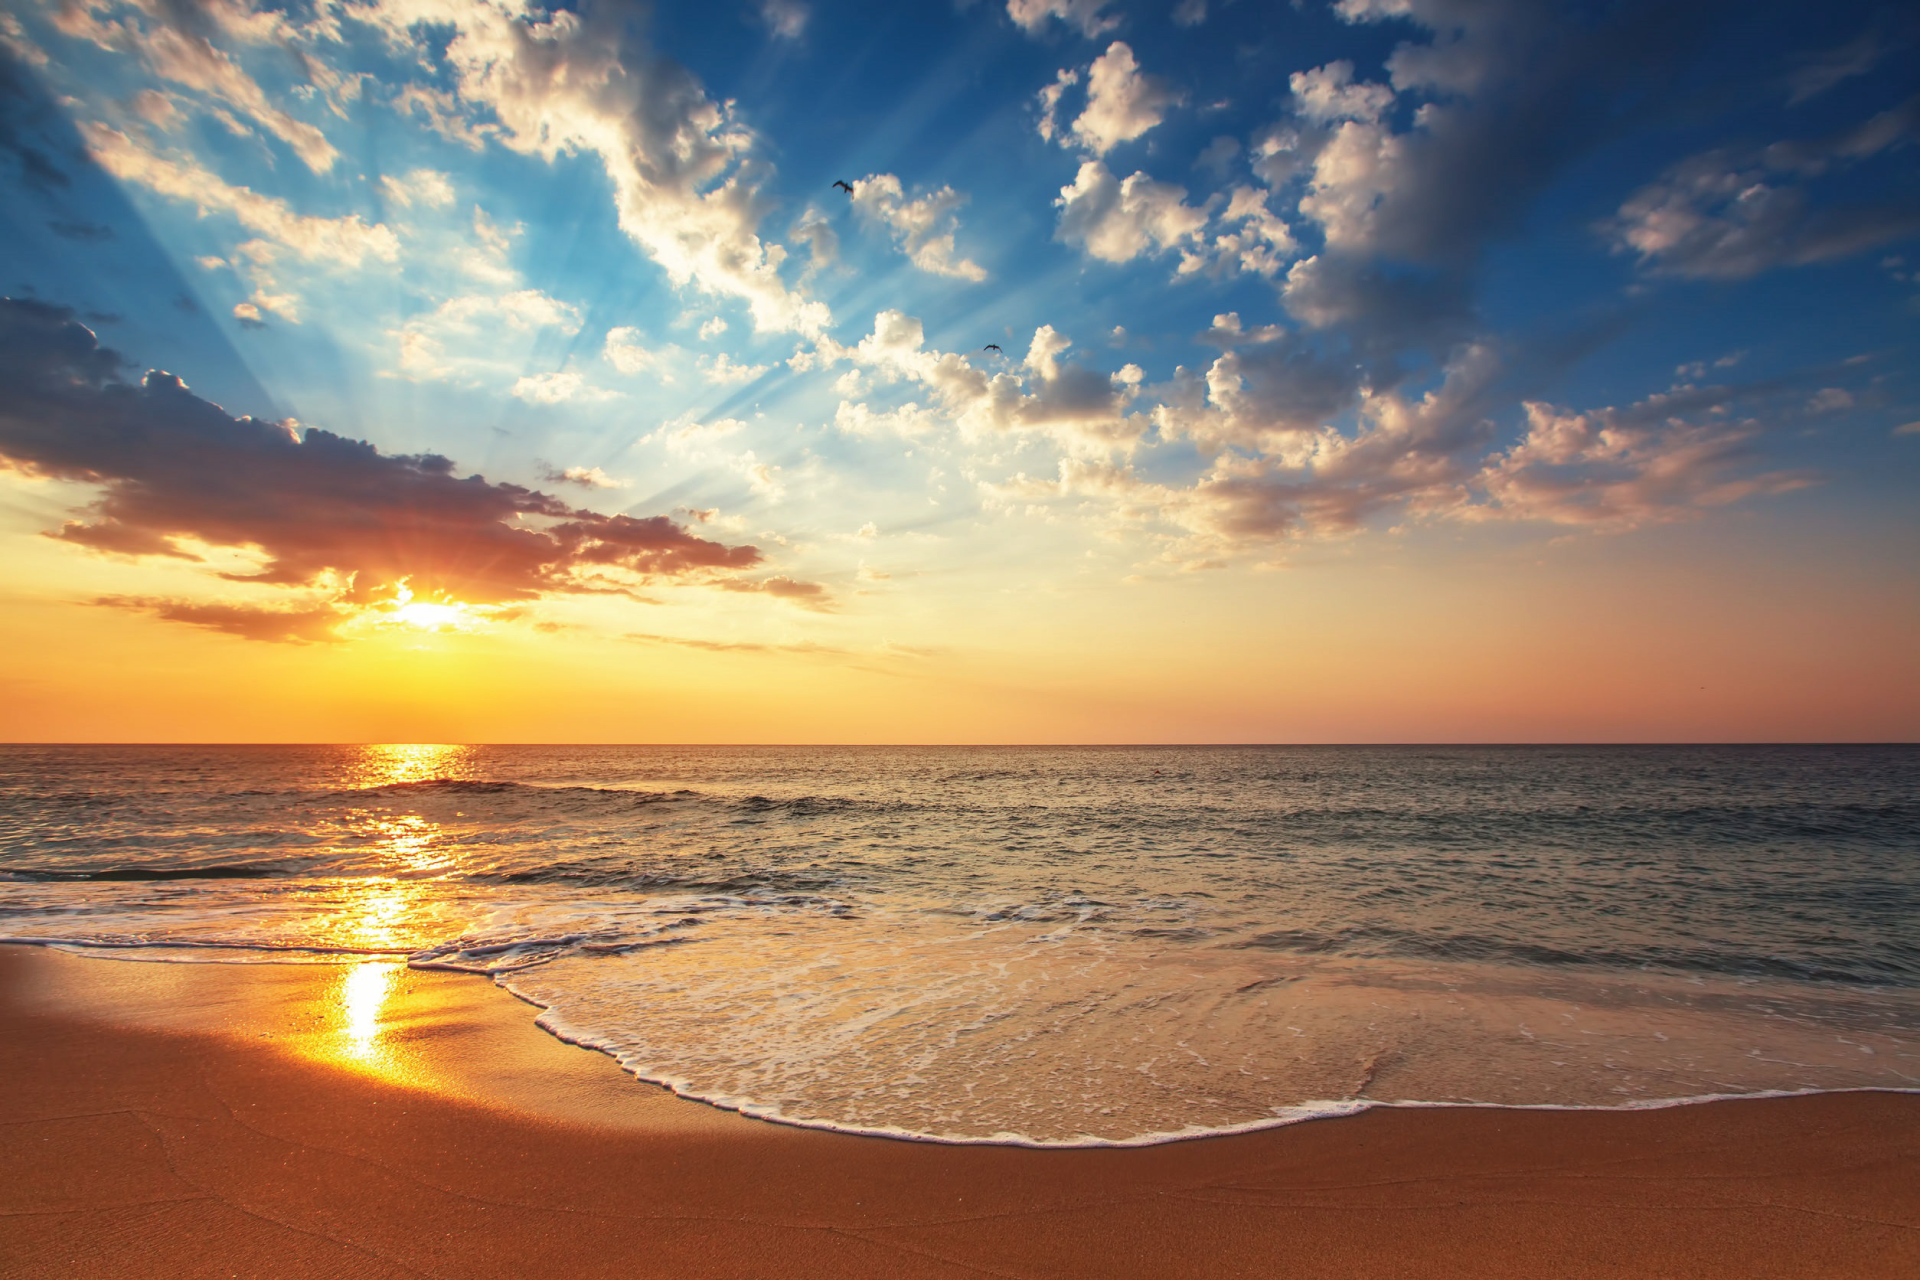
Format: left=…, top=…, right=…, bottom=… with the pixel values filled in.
left=1068, top=42, right=1182, bottom=155
left=849, top=174, right=987, bottom=281
left=1056, top=160, right=1210, bottom=263
left=352, top=0, right=827, bottom=335
left=1280, top=253, right=1473, bottom=357
left=1036, top=68, right=1078, bottom=143
left=830, top=310, right=1146, bottom=452
left=379, top=168, right=456, bottom=209
left=1465, top=399, right=1818, bottom=529
left=719, top=574, right=833, bottom=610
left=650, top=414, right=746, bottom=454
left=81, top=121, right=397, bottom=321
left=0, top=299, right=789, bottom=622
left=396, top=290, right=582, bottom=382
left=1152, top=334, right=1364, bottom=455
left=82, top=124, right=396, bottom=268
left=96, top=595, right=344, bottom=644
left=699, top=352, right=770, bottom=385
left=603, top=326, right=678, bottom=379
left=1178, top=185, right=1298, bottom=278
left=1604, top=100, right=1920, bottom=280
left=543, top=465, right=627, bottom=489
left=625, top=631, right=848, bottom=655
left=1172, top=0, right=1207, bottom=28
left=1193, top=134, right=1240, bottom=177
left=1289, top=61, right=1394, bottom=125
left=1007, top=0, right=1120, bottom=38
left=1265, top=0, right=1702, bottom=270
left=1786, top=27, right=1893, bottom=104
left=757, top=0, right=809, bottom=39
left=53, top=0, right=340, bottom=172
left=511, top=370, right=614, bottom=404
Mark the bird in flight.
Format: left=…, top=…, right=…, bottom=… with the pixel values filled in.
left=983, top=343, right=1002, bottom=353
left=832, top=180, right=853, bottom=194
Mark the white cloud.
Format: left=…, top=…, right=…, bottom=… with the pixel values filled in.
left=1056, top=160, right=1210, bottom=263
left=511, top=370, right=613, bottom=404
left=1007, top=0, right=1121, bottom=38
left=1068, top=42, right=1182, bottom=155
left=548, top=465, right=627, bottom=489
left=130, top=89, right=184, bottom=131
left=395, top=290, right=583, bottom=381
left=833, top=310, right=1146, bottom=453
left=651, top=415, right=747, bottom=455
left=1297, top=119, right=1406, bottom=252
left=850, top=174, right=987, bottom=281
left=604, top=327, right=682, bottom=380
left=698, top=316, right=729, bottom=340
left=59, top=0, right=343, bottom=172
left=757, top=0, right=809, bottom=39
left=1178, top=185, right=1297, bottom=278
left=379, top=168, right=456, bottom=209
left=699, top=353, right=771, bottom=385
left=1036, top=68, right=1079, bottom=144
left=353, top=0, right=828, bottom=336
left=1289, top=61, right=1394, bottom=125
left=82, top=124, right=397, bottom=268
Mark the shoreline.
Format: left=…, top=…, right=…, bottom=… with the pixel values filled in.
left=5, top=948, right=1917, bottom=1277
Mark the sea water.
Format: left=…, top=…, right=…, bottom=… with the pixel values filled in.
left=1, top=744, right=1915, bottom=1144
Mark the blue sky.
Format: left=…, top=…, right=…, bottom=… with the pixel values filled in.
left=0, top=0, right=1915, bottom=740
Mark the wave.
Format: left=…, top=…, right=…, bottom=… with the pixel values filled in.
left=1233, top=924, right=1920, bottom=985
left=2, top=864, right=280, bottom=882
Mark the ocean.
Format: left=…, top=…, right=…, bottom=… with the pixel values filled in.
left=1, top=743, right=1914, bottom=1145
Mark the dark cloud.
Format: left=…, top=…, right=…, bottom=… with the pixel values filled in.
left=1280, top=253, right=1474, bottom=363
left=171, top=293, right=199, bottom=313
left=46, top=219, right=114, bottom=242
left=1786, top=22, right=1902, bottom=105
left=1301, top=0, right=1718, bottom=268
left=1606, top=98, right=1920, bottom=280
left=0, top=49, right=70, bottom=193
left=0, top=299, right=819, bottom=620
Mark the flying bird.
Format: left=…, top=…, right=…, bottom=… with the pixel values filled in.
left=832, top=180, right=853, bottom=194
left=983, top=343, right=1002, bottom=353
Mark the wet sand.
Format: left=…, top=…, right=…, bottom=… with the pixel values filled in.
left=2, top=947, right=1915, bottom=1279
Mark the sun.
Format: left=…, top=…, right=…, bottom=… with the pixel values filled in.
left=392, top=601, right=471, bottom=631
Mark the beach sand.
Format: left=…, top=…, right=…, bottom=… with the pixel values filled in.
left=2, top=947, right=1915, bottom=1279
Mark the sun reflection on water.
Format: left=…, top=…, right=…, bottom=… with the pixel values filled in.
left=347, top=742, right=473, bottom=789
left=311, top=744, right=476, bottom=1077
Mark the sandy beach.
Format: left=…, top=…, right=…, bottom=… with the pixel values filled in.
left=2, top=947, right=1915, bottom=1279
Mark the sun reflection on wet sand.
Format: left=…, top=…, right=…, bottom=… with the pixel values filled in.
left=335, top=961, right=402, bottom=1066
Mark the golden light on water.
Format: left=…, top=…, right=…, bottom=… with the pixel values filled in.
left=309, top=742, right=471, bottom=1077
left=350, top=741, right=471, bottom=789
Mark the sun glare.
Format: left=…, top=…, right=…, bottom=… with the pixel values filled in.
left=393, top=601, right=472, bottom=631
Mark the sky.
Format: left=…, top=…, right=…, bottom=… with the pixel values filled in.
left=0, top=0, right=1915, bottom=743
